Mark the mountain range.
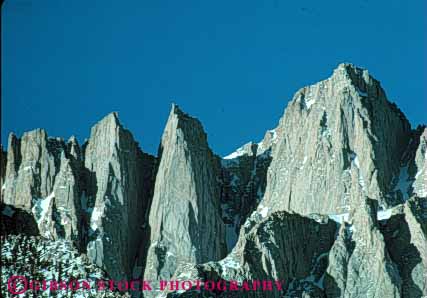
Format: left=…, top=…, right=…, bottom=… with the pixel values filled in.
left=1, top=63, right=426, bottom=298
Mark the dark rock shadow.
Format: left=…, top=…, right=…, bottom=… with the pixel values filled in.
left=380, top=214, right=424, bottom=297
left=0, top=203, right=39, bottom=236
left=323, top=272, right=342, bottom=298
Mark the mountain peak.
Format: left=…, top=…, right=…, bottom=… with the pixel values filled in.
left=95, top=111, right=121, bottom=128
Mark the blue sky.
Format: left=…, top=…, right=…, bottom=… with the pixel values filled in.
left=2, top=0, right=426, bottom=156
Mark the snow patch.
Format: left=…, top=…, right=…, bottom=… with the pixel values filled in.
left=31, top=192, right=55, bottom=238
left=90, top=206, right=104, bottom=231
left=328, top=213, right=349, bottom=224
left=259, top=205, right=269, bottom=218
left=377, top=209, right=393, bottom=221
left=305, top=98, right=316, bottom=109
left=270, top=129, right=277, bottom=142
left=223, top=146, right=247, bottom=160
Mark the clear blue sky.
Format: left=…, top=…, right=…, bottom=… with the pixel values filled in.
left=2, top=0, right=426, bottom=156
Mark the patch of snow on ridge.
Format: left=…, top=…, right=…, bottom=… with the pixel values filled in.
left=270, top=129, right=277, bottom=142
left=31, top=192, right=55, bottom=238
left=33, top=192, right=55, bottom=222
left=377, top=209, right=393, bottom=221
left=305, top=97, right=316, bottom=109
left=327, top=208, right=395, bottom=224
left=328, top=213, right=349, bottom=224
left=90, top=206, right=104, bottom=231
left=258, top=205, right=269, bottom=218
left=223, top=146, right=247, bottom=160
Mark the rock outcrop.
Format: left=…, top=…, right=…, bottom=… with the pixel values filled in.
left=84, top=112, right=156, bottom=280
left=143, top=104, right=227, bottom=295
left=380, top=196, right=427, bottom=297
left=220, top=138, right=273, bottom=250
left=1, top=113, right=156, bottom=282
left=1, top=130, right=85, bottom=246
left=167, top=210, right=337, bottom=298
left=324, top=198, right=402, bottom=298
left=3, top=130, right=64, bottom=210
left=262, top=63, right=411, bottom=215
left=1, top=63, right=426, bottom=298
left=411, top=127, right=427, bottom=198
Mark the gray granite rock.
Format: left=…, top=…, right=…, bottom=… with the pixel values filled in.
left=143, top=104, right=227, bottom=295
left=1, top=145, right=6, bottom=200
left=220, top=140, right=272, bottom=251
left=380, top=196, right=427, bottom=297
left=167, top=210, right=337, bottom=298
left=84, top=112, right=156, bottom=280
left=324, top=198, right=402, bottom=298
left=1, top=63, right=426, bottom=298
left=411, top=127, right=427, bottom=198
left=1, top=130, right=85, bottom=245
left=3, top=130, right=64, bottom=210
left=262, top=63, right=411, bottom=215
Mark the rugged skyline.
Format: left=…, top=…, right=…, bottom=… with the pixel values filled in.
left=3, top=0, right=427, bottom=156
left=1, top=64, right=426, bottom=297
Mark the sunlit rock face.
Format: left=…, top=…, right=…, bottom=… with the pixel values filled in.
left=262, top=64, right=412, bottom=216
left=142, top=104, right=227, bottom=296
left=84, top=112, right=156, bottom=280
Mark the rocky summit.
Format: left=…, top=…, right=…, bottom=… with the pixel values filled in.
left=1, top=63, right=426, bottom=298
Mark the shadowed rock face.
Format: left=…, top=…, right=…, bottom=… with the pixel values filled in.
left=167, top=211, right=337, bottom=298
left=1, top=204, right=39, bottom=236
left=220, top=141, right=272, bottom=251
left=380, top=197, right=427, bottom=297
left=324, top=198, right=402, bottom=298
left=143, top=104, right=227, bottom=295
left=1, top=63, right=426, bottom=298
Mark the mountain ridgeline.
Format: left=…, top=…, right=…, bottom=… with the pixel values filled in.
left=1, top=64, right=426, bottom=298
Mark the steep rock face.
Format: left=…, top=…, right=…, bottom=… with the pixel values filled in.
left=1, top=63, right=426, bottom=298
left=0, top=145, right=6, bottom=201
left=84, top=112, right=156, bottom=281
left=236, top=211, right=336, bottom=292
left=411, top=127, right=427, bottom=198
left=262, top=63, right=411, bottom=215
left=3, top=130, right=63, bottom=209
left=220, top=139, right=273, bottom=251
left=168, top=211, right=337, bottom=298
left=2, top=130, right=85, bottom=246
left=380, top=196, right=427, bottom=297
left=143, top=104, right=226, bottom=292
left=324, top=198, right=402, bottom=298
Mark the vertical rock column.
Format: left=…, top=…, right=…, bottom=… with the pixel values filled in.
left=143, top=104, right=226, bottom=290
left=84, top=112, right=156, bottom=280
